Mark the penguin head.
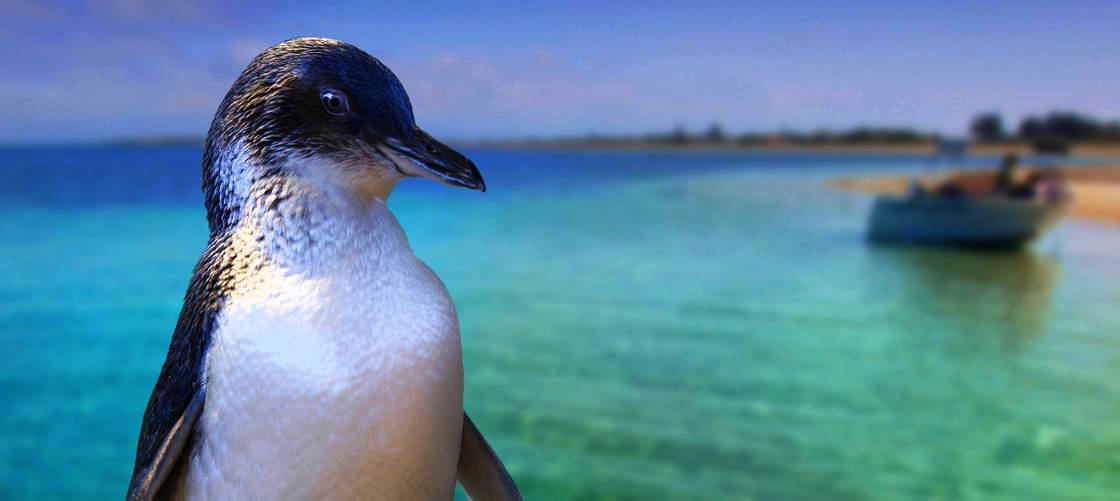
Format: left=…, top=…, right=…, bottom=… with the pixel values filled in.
left=203, top=37, right=483, bottom=230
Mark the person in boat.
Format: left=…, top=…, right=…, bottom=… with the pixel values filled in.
left=1008, top=172, right=1039, bottom=200
left=1007, top=167, right=1068, bottom=202
left=994, top=153, right=1019, bottom=195
left=1039, top=169, right=1067, bottom=202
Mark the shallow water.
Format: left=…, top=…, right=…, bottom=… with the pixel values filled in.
left=1, top=146, right=1118, bottom=500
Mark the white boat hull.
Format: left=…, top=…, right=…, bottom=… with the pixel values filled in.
left=868, top=195, right=1068, bottom=249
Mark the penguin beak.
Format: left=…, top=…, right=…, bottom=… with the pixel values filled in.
left=370, top=126, right=486, bottom=192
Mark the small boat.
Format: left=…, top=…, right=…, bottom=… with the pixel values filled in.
left=868, top=190, right=1070, bottom=249
left=868, top=142, right=1072, bottom=250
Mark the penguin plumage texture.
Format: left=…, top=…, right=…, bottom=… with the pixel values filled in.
left=126, top=37, right=520, bottom=501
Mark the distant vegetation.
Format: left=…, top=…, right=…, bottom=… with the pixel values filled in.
left=496, top=122, right=939, bottom=149
left=492, top=111, right=1120, bottom=151
left=969, top=110, right=1120, bottom=154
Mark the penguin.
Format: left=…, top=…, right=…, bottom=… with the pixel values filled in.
left=126, top=37, right=521, bottom=501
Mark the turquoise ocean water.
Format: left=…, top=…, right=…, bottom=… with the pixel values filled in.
left=1, top=146, right=1119, bottom=500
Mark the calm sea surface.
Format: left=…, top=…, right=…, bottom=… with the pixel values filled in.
left=1, top=146, right=1119, bottom=500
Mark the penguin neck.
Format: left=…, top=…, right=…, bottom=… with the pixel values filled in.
left=204, top=139, right=404, bottom=236
left=232, top=171, right=412, bottom=273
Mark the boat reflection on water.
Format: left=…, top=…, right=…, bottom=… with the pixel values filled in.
left=874, top=246, right=1060, bottom=354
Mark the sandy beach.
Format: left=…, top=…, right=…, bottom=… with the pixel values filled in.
left=830, top=164, right=1120, bottom=225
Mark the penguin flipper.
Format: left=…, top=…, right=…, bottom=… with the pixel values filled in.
left=456, top=412, right=522, bottom=501
left=125, top=389, right=203, bottom=501
left=128, top=239, right=229, bottom=500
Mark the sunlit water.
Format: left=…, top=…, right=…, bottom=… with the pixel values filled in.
left=1, top=146, right=1118, bottom=500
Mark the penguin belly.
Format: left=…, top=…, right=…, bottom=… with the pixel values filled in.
left=173, top=250, right=464, bottom=500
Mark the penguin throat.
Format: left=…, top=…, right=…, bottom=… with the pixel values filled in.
left=293, top=152, right=404, bottom=206
left=234, top=174, right=409, bottom=271
left=204, top=139, right=406, bottom=237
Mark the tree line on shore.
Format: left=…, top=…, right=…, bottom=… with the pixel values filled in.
left=516, top=123, right=939, bottom=147
left=507, top=110, right=1119, bottom=150
left=969, top=111, right=1120, bottom=144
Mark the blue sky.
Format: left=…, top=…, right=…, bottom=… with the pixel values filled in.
left=2, top=0, right=1118, bottom=143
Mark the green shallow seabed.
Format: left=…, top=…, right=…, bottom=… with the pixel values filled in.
left=2, top=166, right=1120, bottom=500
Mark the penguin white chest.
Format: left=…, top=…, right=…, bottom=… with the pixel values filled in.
left=179, top=225, right=464, bottom=500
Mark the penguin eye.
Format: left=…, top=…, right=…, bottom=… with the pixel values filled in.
left=320, top=89, right=350, bottom=116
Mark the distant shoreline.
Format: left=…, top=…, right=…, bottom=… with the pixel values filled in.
left=40, top=137, right=1120, bottom=158
left=106, top=137, right=204, bottom=147
left=459, top=141, right=940, bottom=155
left=460, top=140, right=1120, bottom=157
left=101, top=137, right=946, bottom=154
